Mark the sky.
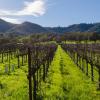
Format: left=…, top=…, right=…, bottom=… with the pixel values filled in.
left=0, top=0, right=100, bottom=27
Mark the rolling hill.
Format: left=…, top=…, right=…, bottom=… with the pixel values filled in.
left=46, top=23, right=100, bottom=33
left=7, top=22, right=48, bottom=35
left=0, top=19, right=16, bottom=33
left=0, top=19, right=100, bottom=35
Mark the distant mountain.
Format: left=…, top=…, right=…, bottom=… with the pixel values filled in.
left=45, top=23, right=97, bottom=33
left=7, top=22, right=49, bottom=35
left=0, top=19, right=49, bottom=35
left=87, top=23, right=100, bottom=33
left=0, top=19, right=15, bottom=33
left=45, top=27, right=69, bottom=33
left=0, top=19, right=100, bottom=35
left=63, top=23, right=94, bottom=32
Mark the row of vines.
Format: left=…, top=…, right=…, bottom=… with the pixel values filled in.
left=0, top=43, right=57, bottom=100
left=61, top=43, right=100, bottom=90
left=1, top=42, right=100, bottom=100
left=27, top=44, right=57, bottom=100
left=0, top=43, right=28, bottom=74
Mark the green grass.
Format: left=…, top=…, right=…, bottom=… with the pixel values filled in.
left=0, top=67, right=28, bottom=100
left=62, top=40, right=100, bottom=44
left=0, top=56, right=28, bottom=100
left=37, top=45, right=100, bottom=100
left=0, top=45, right=100, bottom=100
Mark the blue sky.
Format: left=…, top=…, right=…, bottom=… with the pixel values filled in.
left=0, top=0, right=100, bottom=27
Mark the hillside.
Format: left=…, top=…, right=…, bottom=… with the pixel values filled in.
left=0, top=19, right=100, bottom=34
left=87, top=23, right=100, bottom=33
left=7, top=22, right=49, bottom=35
left=46, top=23, right=100, bottom=33
left=0, top=19, right=16, bottom=33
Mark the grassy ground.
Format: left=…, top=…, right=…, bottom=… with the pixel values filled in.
left=0, top=45, right=100, bottom=100
left=37, top=45, right=100, bottom=100
left=0, top=58, right=28, bottom=100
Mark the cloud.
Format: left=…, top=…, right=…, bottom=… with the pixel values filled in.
left=0, top=0, right=46, bottom=17
left=0, top=17, right=20, bottom=23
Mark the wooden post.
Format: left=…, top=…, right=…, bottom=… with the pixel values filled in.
left=43, top=63, right=46, bottom=81
left=91, top=64, right=94, bottom=81
left=82, top=58, right=83, bottom=72
left=77, top=53, right=78, bottom=66
left=9, top=51, right=10, bottom=72
left=46, top=59, right=49, bottom=74
left=28, top=48, right=32, bottom=100
left=79, top=57, right=81, bottom=68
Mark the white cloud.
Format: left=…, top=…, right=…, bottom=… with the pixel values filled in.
left=0, top=0, right=46, bottom=17
left=0, top=17, right=20, bottom=23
